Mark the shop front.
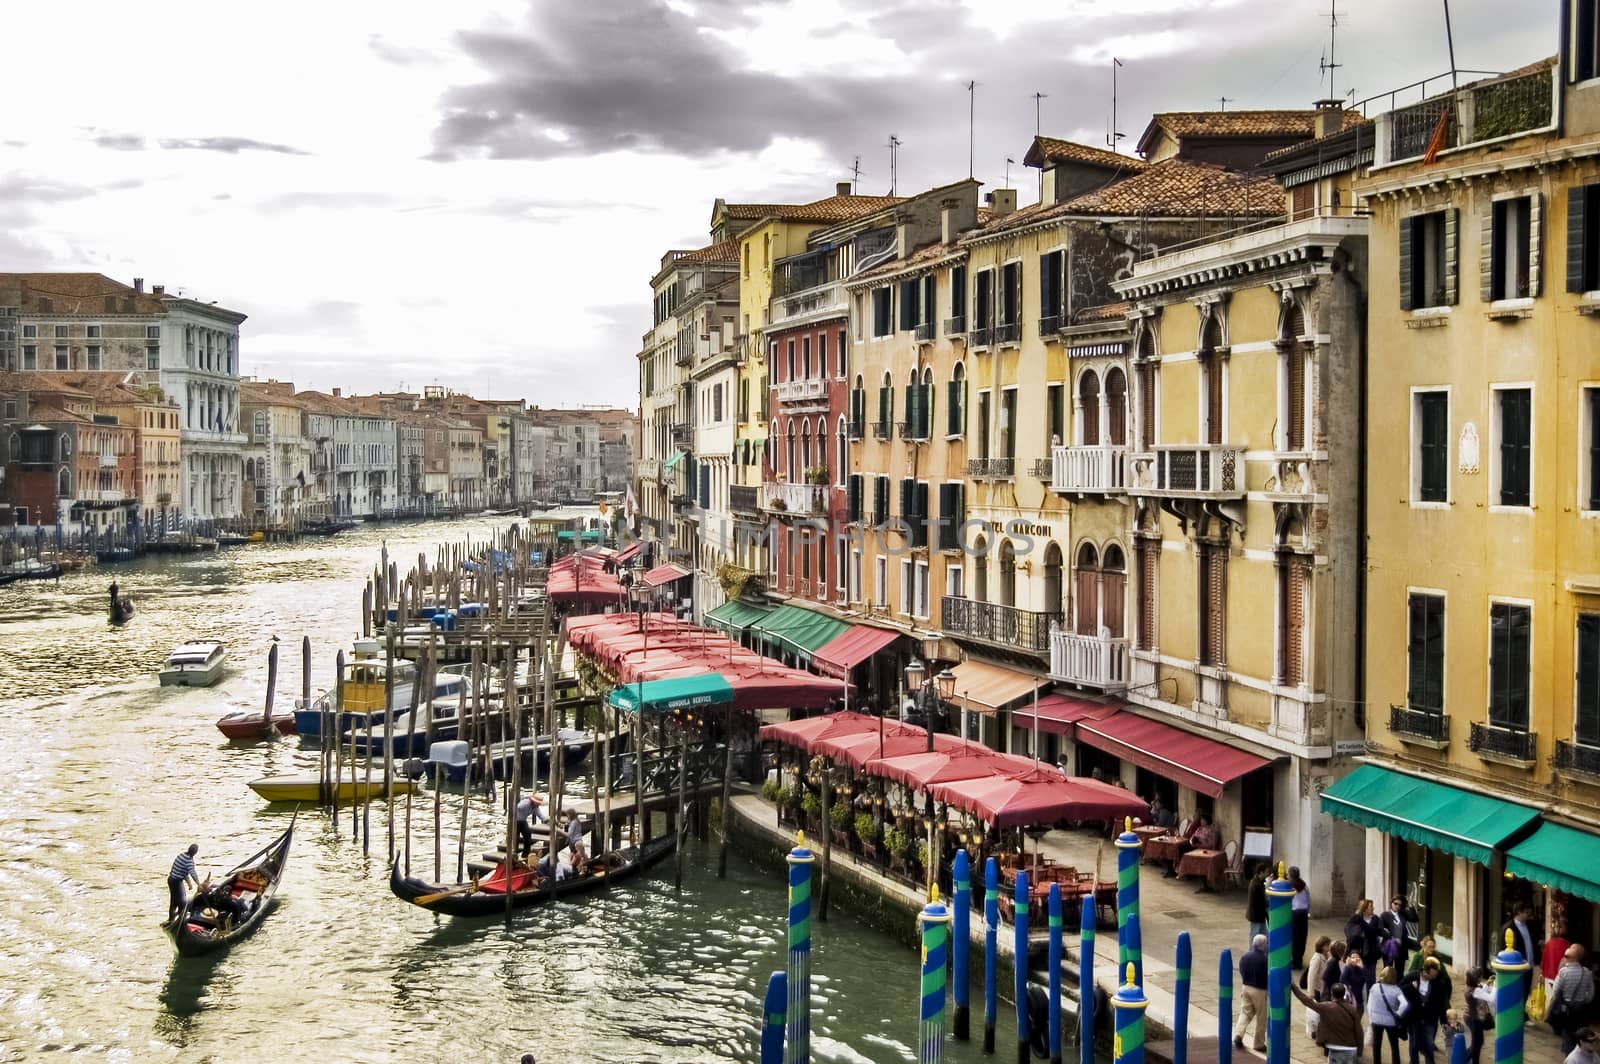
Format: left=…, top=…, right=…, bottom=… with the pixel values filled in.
left=1505, top=819, right=1600, bottom=970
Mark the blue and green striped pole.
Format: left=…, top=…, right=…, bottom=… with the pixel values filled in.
left=919, top=887, right=953, bottom=1064
left=761, top=971, right=787, bottom=1064
left=1015, top=869, right=1031, bottom=1064
left=1492, top=929, right=1529, bottom=1064
left=1112, top=963, right=1148, bottom=1064
left=1266, top=864, right=1295, bottom=1064
left=984, top=857, right=999, bottom=1055
left=1115, top=817, right=1143, bottom=987
left=954, top=850, right=972, bottom=1041
left=1218, top=949, right=1234, bottom=1064
left=1048, top=883, right=1063, bottom=1064
left=786, top=831, right=815, bottom=1064
left=1080, top=894, right=1097, bottom=1064
left=1174, top=932, right=1192, bottom=1064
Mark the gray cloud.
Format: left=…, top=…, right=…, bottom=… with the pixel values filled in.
left=157, top=136, right=309, bottom=156
left=0, top=173, right=98, bottom=204
left=92, top=133, right=148, bottom=151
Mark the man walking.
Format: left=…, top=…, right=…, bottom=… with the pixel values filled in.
left=1499, top=903, right=1542, bottom=999
left=1381, top=895, right=1414, bottom=974
left=1403, top=956, right=1453, bottom=1064
left=167, top=843, right=199, bottom=923
left=1234, top=934, right=1270, bottom=1053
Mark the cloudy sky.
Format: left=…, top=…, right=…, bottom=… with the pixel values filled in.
left=1, top=0, right=1552, bottom=407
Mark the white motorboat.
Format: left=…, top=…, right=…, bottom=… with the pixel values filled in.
left=159, top=640, right=228, bottom=687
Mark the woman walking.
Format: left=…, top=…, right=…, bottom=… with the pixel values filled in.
left=1368, top=965, right=1410, bottom=1064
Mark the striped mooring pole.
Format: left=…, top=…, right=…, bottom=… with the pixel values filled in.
left=1080, top=894, right=1097, bottom=1064
left=1218, top=949, right=1234, bottom=1064
left=1112, top=963, right=1148, bottom=1064
left=984, top=857, right=999, bottom=1054
left=953, top=850, right=972, bottom=1041
left=761, top=971, right=787, bottom=1064
left=1492, top=929, right=1530, bottom=1064
left=786, top=832, right=815, bottom=1064
left=1014, top=868, right=1031, bottom=1064
left=1114, top=817, right=1143, bottom=987
left=1173, top=932, right=1192, bottom=1064
left=1266, top=864, right=1295, bottom=1064
left=1048, top=883, right=1064, bottom=1064
left=919, top=887, right=953, bottom=1064
left=1451, top=1030, right=1469, bottom=1064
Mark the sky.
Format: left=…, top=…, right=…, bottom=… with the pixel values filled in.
left=0, top=0, right=1555, bottom=408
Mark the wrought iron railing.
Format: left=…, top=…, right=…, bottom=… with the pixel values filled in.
left=1029, top=458, right=1053, bottom=480
left=1038, top=315, right=1061, bottom=337
left=872, top=421, right=893, bottom=441
left=941, top=597, right=1057, bottom=656
left=1468, top=721, right=1536, bottom=762
left=970, top=324, right=993, bottom=347
left=966, top=458, right=1015, bottom=479
left=913, top=322, right=935, bottom=342
left=728, top=484, right=759, bottom=514
left=1388, top=65, right=1554, bottom=162
left=1389, top=706, right=1450, bottom=743
left=994, top=321, right=1021, bottom=344
left=944, top=315, right=967, bottom=338
left=1128, top=445, right=1242, bottom=496
left=1554, top=739, right=1600, bottom=777
left=897, top=419, right=930, bottom=442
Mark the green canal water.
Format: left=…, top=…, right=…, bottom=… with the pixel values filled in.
left=0, top=518, right=1020, bottom=1062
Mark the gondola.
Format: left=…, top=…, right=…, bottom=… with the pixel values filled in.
left=108, top=583, right=134, bottom=625
left=389, top=831, right=676, bottom=917
left=161, top=817, right=295, bottom=957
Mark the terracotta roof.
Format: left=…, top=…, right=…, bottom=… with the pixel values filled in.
left=1073, top=301, right=1133, bottom=324
left=765, top=194, right=906, bottom=225
left=1024, top=136, right=1149, bottom=172
left=717, top=202, right=798, bottom=221
left=1057, top=159, right=1284, bottom=218
left=0, top=272, right=166, bottom=315
left=678, top=238, right=739, bottom=264
left=10, top=370, right=158, bottom=406
left=1147, top=110, right=1331, bottom=140
left=240, top=380, right=303, bottom=407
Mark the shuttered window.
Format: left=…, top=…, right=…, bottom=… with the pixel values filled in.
left=1407, top=592, right=1445, bottom=715
left=1417, top=391, right=1449, bottom=502
left=877, top=386, right=893, bottom=434
left=1106, top=370, right=1128, bottom=446
left=1588, top=388, right=1600, bottom=511
left=1047, top=383, right=1064, bottom=448
left=1497, top=387, right=1531, bottom=507
left=1488, top=601, right=1531, bottom=731
left=949, top=265, right=967, bottom=325
left=873, top=476, right=889, bottom=525
left=974, top=270, right=993, bottom=331
left=849, top=388, right=866, bottom=439
left=1198, top=544, right=1226, bottom=667
left=1568, top=185, right=1600, bottom=293
left=1079, top=373, right=1100, bottom=445
left=1284, top=345, right=1306, bottom=450
left=1278, top=554, right=1306, bottom=687
left=872, top=288, right=893, bottom=337
left=1136, top=538, right=1159, bottom=651
left=1075, top=561, right=1099, bottom=636
left=1484, top=196, right=1536, bottom=302
left=936, top=483, right=964, bottom=551
left=1291, top=183, right=1314, bottom=220
left=899, top=280, right=918, bottom=331
left=1000, top=262, right=1021, bottom=325
left=1579, top=613, right=1600, bottom=746
left=1402, top=210, right=1458, bottom=310
left=847, top=474, right=863, bottom=523
left=947, top=373, right=966, bottom=437
left=1138, top=362, right=1157, bottom=450
left=921, top=274, right=937, bottom=328
left=1102, top=563, right=1126, bottom=639
left=1039, top=249, right=1064, bottom=329
left=1202, top=354, right=1224, bottom=445
left=912, top=482, right=929, bottom=548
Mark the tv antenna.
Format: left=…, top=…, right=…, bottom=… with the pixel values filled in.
left=1319, top=0, right=1342, bottom=100
left=1004, top=156, right=1015, bottom=189
left=1033, top=91, right=1048, bottom=136
left=887, top=134, right=901, bottom=196
left=1219, top=96, right=1234, bottom=112
left=851, top=155, right=861, bottom=193
left=1106, top=57, right=1125, bottom=153
left=966, top=81, right=977, bottom=180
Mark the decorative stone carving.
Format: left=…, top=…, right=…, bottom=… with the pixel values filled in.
left=1458, top=422, right=1480, bottom=474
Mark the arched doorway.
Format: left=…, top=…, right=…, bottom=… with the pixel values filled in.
left=1043, top=542, right=1064, bottom=619
left=973, top=535, right=989, bottom=602
left=998, top=540, right=1016, bottom=607
left=1101, top=544, right=1126, bottom=638
left=1074, top=543, right=1100, bottom=634
left=1106, top=368, right=1128, bottom=446
left=1079, top=371, right=1101, bottom=445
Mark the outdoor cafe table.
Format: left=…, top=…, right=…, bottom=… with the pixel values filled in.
left=1144, top=834, right=1186, bottom=866
left=1176, top=847, right=1227, bottom=890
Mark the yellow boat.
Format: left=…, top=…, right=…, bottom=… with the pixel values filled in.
left=248, top=774, right=418, bottom=803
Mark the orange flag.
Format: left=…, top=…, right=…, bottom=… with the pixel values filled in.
left=1422, top=107, right=1451, bottom=164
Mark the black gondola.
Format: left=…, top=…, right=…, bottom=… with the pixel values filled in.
left=389, top=832, right=676, bottom=917
left=161, top=817, right=295, bottom=957
left=108, top=583, right=134, bottom=625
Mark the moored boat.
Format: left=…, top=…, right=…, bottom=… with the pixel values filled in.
left=215, top=709, right=295, bottom=740
left=291, top=658, right=467, bottom=737
left=162, top=818, right=294, bottom=957
left=159, top=640, right=228, bottom=687
left=4, top=559, right=64, bottom=581
left=248, top=773, right=418, bottom=803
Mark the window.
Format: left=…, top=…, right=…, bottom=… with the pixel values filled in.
left=54, top=345, right=68, bottom=370
left=1585, top=387, right=1600, bottom=511
left=1578, top=0, right=1600, bottom=79
left=86, top=325, right=100, bottom=339
left=837, top=329, right=847, bottom=379
left=1277, top=553, right=1308, bottom=687
left=874, top=556, right=888, bottom=607
left=1000, top=389, right=1017, bottom=459
left=850, top=548, right=862, bottom=602
left=920, top=274, right=936, bottom=330
left=947, top=364, right=966, bottom=437
left=22, top=345, right=35, bottom=370
left=1135, top=537, right=1159, bottom=651
left=901, top=558, right=914, bottom=615
left=1486, top=196, right=1535, bottom=301
left=1106, top=369, right=1128, bottom=446
left=1136, top=342, right=1158, bottom=450
left=872, top=288, right=893, bottom=337
left=948, top=265, right=967, bottom=330
left=1579, top=613, right=1600, bottom=746
left=1489, top=601, right=1531, bottom=730
left=1074, top=544, right=1101, bottom=635
left=873, top=475, right=889, bottom=526
left=914, top=561, right=930, bottom=619
left=936, top=483, right=964, bottom=551
left=86, top=345, right=101, bottom=370
left=1198, top=543, right=1226, bottom=666
left=974, top=269, right=994, bottom=334
left=146, top=345, right=160, bottom=370
left=1568, top=184, right=1600, bottom=293
left=1038, top=249, right=1064, bottom=331
left=999, top=261, right=1021, bottom=326
left=54, top=325, right=67, bottom=338
left=817, top=333, right=827, bottom=379
left=1076, top=374, right=1097, bottom=445
left=1400, top=209, right=1457, bottom=310
left=22, top=325, right=35, bottom=338
left=1415, top=390, right=1450, bottom=503
left=876, top=378, right=893, bottom=436
left=946, top=564, right=965, bottom=599
left=1047, top=383, right=1064, bottom=448
left=849, top=380, right=866, bottom=439
left=146, top=325, right=161, bottom=340
left=977, top=390, right=991, bottom=459
left=1496, top=387, right=1532, bottom=507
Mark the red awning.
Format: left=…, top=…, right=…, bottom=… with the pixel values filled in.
left=759, top=710, right=881, bottom=749
left=810, top=625, right=902, bottom=680
left=1074, top=712, right=1273, bottom=798
left=615, top=541, right=644, bottom=564
left=866, top=744, right=1032, bottom=789
left=813, top=724, right=966, bottom=770
left=1011, top=694, right=1121, bottom=737
left=546, top=554, right=624, bottom=605
left=641, top=562, right=692, bottom=588
left=929, top=766, right=1149, bottom=829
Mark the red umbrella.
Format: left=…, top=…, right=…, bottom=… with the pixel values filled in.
left=865, top=744, right=1034, bottom=789
left=928, top=767, right=1148, bottom=829
left=815, top=726, right=967, bottom=770
left=757, top=710, right=880, bottom=752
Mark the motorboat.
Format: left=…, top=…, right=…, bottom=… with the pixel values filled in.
left=291, top=661, right=467, bottom=737
left=248, top=773, right=417, bottom=803
left=159, top=641, right=227, bottom=687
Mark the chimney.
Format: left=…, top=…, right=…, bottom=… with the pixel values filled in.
left=941, top=199, right=959, bottom=245
left=1313, top=99, right=1346, bottom=139
left=332, top=387, right=342, bottom=398
left=152, top=284, right=165, bottom=297
left=836, top=181, right=853, bottom=196
left=986, top=189, right=1017, bottom=218
left=133, top=278, right=144, bottom=294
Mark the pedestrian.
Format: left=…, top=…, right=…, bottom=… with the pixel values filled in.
left=1382, top=894, right=1415, bottom=974
left=1342, top=951, right=1369, bottom=1012
left=1402, top=956, right=1453, bottom=1064
left=1246, top=867, right=1270, bottom=946
left=1567, top=1028, right=1599, bottom=1064
left=1545, top=918, right=1575, bottom=982
left=1324, top=940, right=1349, bottom=999
left=1294, top=982, right=1364, bottom=1064
left=1290, top=866, right=1311, bottom=971
left=1408, top=936, right=1439, bottom=976
left=1234, top=933, right=1270, bottom=1053
left=1498, top=902, right=1543, bottom=999
left=1306, top=935, right=1334, bottom=1004
left=1464, top=967, right=1495, bottom=1064
left=1347, top=898, right=1387, bottom=977
left=564, top=809, right=584, bottom=853
left=1550, top=945, right=1597, bottom=1053
left=1368, top=964, right=1411, bottom=1064
left=514, top=794, right=537, bottom=859
left=166, top=843, right=200, bottom=923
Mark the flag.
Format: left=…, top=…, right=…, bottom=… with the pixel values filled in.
left=624, top=484, right=638, bottom=523
left=1422, top=106, right=1451, bottom=164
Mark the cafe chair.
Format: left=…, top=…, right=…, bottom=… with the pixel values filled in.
left=1222, top=839, right=1242, bottom=888
left=1177, top=816, right=1192, bottom=838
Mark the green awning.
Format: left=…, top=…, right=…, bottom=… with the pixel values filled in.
left=1505, top=821, right=1600, bottom=904
left=703, top=599, right=774, bottom=635
left=608, top=674, right=734, bottom=715
left=662, top=450, right=686, bottom=472
left=749, top=604, right=851, bottom=659
left=1319, top=763, right=1541, bottom=866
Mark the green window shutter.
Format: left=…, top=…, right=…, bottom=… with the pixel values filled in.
left=1444, top=208, right=1460, bottom=305
left=1569, top=186, right=1590, bottom=293
left=912, top=482, right=929, bottom=548
left=1399, top=215, right=1415, bottom=311
left=1483, top=203, right=1499, bottom=304
left=1528, top=193, right=1543, bottom=297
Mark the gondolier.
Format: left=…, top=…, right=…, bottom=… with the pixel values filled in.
left=168, top=844, right=200, bottom=922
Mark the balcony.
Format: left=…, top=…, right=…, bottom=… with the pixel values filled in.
left=1052, top=445, right=1129, bottom=495
left=848, top=418, right=865, bottom=442
left=1555, top=739, right=1600, bottom=780
left=941, top=596, right=1056, bottom=658
left=1380, top=63, right=1556, bottom=166
left=994, top=321, right=1021, bottom=345
left=1050, top=629, right=1131, bottom=690
left=729, top=483, right=760, bottom=515
left=675, top=346, right=693, bottom=367
left=670, top=424, right=690, bottom=447
left=944, top=315, right=967, bottom=339
left=1128, top=445, right=1243, bottom=498
left=770, top=280, right=846, bottom=329
left=774, top=378, right=827, bottom=403
left=970, top=324, right=993, bottom=348
left=98, top=451, right=118, bottom=468
left=967, top=457, right=1015, bottom=479
left=1029, top=458, right=1053, bottom=480
left=636, top=458, right=660, bottom=480
left=896, top=420, right=930, bottom=442
left=670, top=492, right=695, bottom=511
left=913, top=321, right=935, bottom=343
left=1038, top=315, right=1062, bottom=338
left=872, top=421, right=894, bottom=441
left=1468, top=722, right=1537, bottom=766
left=1389, top=706, right=1450, bottom=749
left=763, top=481, right=827, bottom=517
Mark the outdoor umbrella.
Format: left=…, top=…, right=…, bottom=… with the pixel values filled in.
left=927, top=768, right=1148, bottom=830
left=864, top=743, right=1032, bottom=789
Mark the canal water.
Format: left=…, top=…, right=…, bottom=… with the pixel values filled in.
left=0, top=517, right=1019, bottom=1062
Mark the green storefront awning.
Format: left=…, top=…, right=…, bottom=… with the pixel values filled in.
left=749, top=604, right=851, bottom=659
left=703, top=599, right=774, bottom=635
left=662, top=450, right=686, bottom=472
left=608, top=674, right=734, bottom=715
left=1505, top=821, right=1600, bottom=904
left=1319, top=763, right=1542, bottom=866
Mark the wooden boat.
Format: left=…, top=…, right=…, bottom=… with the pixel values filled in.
left=4, top=559, right=64, bottom=581
left=214, top=531, right=251, bottom=547
left=96, top=547, right=137, bottom=564
left=160, top=640, right=228, bottom=687
left=162, top=818, right=294, bottom=957
left=215, top=709, right=295, bottom=740
left=291, top=658, right=466, bottom=737
left=109, top=584, right=134, bottom=625
left=388, top=832, right=676, bottom=917
left=248, top=773, right=417, bottom=803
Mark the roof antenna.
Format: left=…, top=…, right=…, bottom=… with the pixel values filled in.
left=1319, top=0, right=1342, bottom=100
left=966, top=80, right=977, bottom=180
left=1107, top=57, right=1125, bottom=154
left=1033, top=91, right=1048, bottom=136
left=852, top=155, right=861, bottom=194
left=887, top=135, right=901, bottom=196
left=1004, top=156, right=1015, bottom=189
left=1219, top=96, right=1234, bottom=112
left=1441, top=0, right=1458, bottom=90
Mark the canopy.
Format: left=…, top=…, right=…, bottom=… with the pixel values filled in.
left=810, top=625, right=902, bottom=680
left=750, top=604, right=851, bottom=659
left=758, top=710, right=882, bottom=749
left=866, top=744, right=1032, bottom=789
left=663, top=450, right=686, bottom=471
left=1011, top=693, right=1120, bottom=736
left=1319, top=763, right=1542, bottom=866
left=1505, top=820, right=1600, bottom=904
left=812, top=723, right=965, bottom=770
left=608, top=674, right=734, bottom=715
left=947, top=658, right=1048, bottom=714
left=545, top=553, right=624, bottom=605
left=1073, top=711, right=1272, bottom=798
left=929, top=767, right=1149, bottom=829
left=703, top=599, right=775, bottom=636
left=641, top=562, right=692, bottom=588
left=614, top=540, right=644, bottom=564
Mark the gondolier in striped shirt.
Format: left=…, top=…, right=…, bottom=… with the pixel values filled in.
left=167, top=844, right=200, bottom=922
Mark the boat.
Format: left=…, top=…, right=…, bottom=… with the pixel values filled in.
left=248, top=773, right=418, bottom=803
left=388, top=832, right=676, bottom=917
left=159, top=640, right=228, bottom=687
left=291, top=662, right=467, bottom=738
left=215, top=709, right=295, bottom=740
left=162, top=818, right=294, bottom=957
left=4, top=559, right=64, bottom=581
left=301, top=518, right=359, bottom=537
left=393, top=726, right=598, bottom=780
left=109, top=583, right=135, bottom=625
left=215, top=531, right=252, bottom=547
left=96, top=547, right=138, bottom=564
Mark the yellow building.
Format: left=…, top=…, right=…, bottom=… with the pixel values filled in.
left=1330, top=48, right=1600, bottom=967
left=103, top=380, right=181, bottom=530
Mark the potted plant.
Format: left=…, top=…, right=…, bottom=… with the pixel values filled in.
left=884, top=825, right=911, bottom=874
left=854, top=812, right=878, bottom=860
left=800, top=790, right=822, bottom=834
left=829, top=801, right=852, bottom=848
left=804, top=464, right=829, bottom=485
left=777, top=784, right=800, bottom=825
left=761, top=779, right=782, bottom=804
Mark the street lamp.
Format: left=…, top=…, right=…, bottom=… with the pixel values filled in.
left=904, top=659, right=957, bottom=893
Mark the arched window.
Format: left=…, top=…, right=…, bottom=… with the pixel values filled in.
left=1200, top=310, right=1225, bottom=445
left=1074, top=543, right=1100, bottom=635
left=973, top=535, right=989, bottom=602
left=1135, top=329, right=1157, bottom=451
left=1280, top=300, right=1308, bottom=451
left=921, top=366, right=935, bottom=440
left=1078, top=370, right=1101, bottom=445
left=998, top=540, right=1016, bottom=607
left=836, top=416, right=847, bottom=485
left=1101, top=544, right=1126, bottom=638
left=948, top=362, right=966, bottom=437
left=786, top=422, right=796, bottom=481
left=800, top=420, right=811, bottom=472
left=58, top=467, right=72, bottom=497
left=1043, top=542, right=1064, bottom=618
left=814, top=417, right=826, bottom=474
left=851, top=374, right=867, bottom=438
left=1105, top=368, right=1128, bottom=446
